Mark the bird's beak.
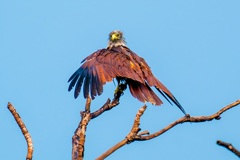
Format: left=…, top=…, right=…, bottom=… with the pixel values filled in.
left=111, top=34, right=118, bottom=41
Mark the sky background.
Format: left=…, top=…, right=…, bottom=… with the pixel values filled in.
left=1, top=0, right=240, bottom=159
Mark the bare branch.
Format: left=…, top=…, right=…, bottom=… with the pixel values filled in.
left=72, top=87, right=125, bottom=160
left=96, top=105, right=147, bottom=160
left=72, top=96, right=92, bottom=160
left=91, top=83, right=126, bottom=119
left=90, top=98, right=117, bottom=119
left=96, top=139, right=128, bottom=160
left=126, top=105, right=147, bottom=143
left=7, top=102, right=34, bottom=160
left=137, top=99, right=240, bottom=141
left=97, top=99, right=240, bottom=159
left=217, top=140, right=240, bottom=158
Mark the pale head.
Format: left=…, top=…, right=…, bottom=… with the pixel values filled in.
left=108, top=30, right=126, bottom=48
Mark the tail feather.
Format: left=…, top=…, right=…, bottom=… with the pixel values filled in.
left=155, top=88, right=173, bottom=105
left=128, top=79, right=163, bottom=106
left=156, top=87, right=186, bottom=115
left=128, top=81, right=147, bottom=103
left=147, top=75, right=186, bottom=115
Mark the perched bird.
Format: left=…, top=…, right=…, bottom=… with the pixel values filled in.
left=68, top=30, right=186, bottom=114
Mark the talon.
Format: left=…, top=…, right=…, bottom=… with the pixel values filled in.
left=114, top=83, right=127, bottom=96
left=114, top=85, right=123, bottom=96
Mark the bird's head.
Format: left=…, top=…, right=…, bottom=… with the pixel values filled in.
left=109, top=30, right=123, bottom=41
left=108, top=30, right=126, bottom=48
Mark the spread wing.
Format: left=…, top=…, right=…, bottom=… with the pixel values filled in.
left=68, top=47, right=146, bottom=99
left=68, top=46, right=186, bottom=114
left=125, top=47, right=186, bottom=114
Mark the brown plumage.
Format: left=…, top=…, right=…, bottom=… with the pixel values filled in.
left=68, top=30, right=186, bottom=114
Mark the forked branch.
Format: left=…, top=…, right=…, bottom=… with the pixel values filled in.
left=72, top=86, right=126, bottom=160
left=97, top=99, right=240, bottom=159
left=136, top=99, right=240, bottom=141
left=7, top=102, right=34, bottom=160
left=96, top=105, right=147, bottom=160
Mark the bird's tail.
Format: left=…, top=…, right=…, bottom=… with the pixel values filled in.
left=155, top=87, right=186, bottom=115
left=127, top=79, right=163, bottom=106
left=144, top=74, right=186, bottom=115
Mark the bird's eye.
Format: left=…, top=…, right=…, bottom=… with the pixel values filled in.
left=116, top=34, right=120, bottom=37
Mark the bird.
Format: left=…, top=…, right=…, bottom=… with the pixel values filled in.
left=68, top=30, right=186, bottom=115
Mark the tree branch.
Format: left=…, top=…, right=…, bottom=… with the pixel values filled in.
left=217, top=140, right=240, bottom=158
left=72, top=85, right=126, bottom=160
left=7, top=102, right=34, bottom=160
left=97, top=99, right=240, bottom=159
left=96, top=105, right=147, bottom=160
left=137, top=99, right=240, bottom=141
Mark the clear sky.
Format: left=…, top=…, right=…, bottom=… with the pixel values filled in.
left=1, top=0, right=240, bottom=160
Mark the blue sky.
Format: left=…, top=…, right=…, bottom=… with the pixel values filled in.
left=1, top=0, right=240, bottom=159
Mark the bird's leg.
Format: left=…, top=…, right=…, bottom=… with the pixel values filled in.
left=114, top=82, right=127, bottom=98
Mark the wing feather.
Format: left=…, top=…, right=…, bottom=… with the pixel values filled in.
left=68, top=68, right=83, bottom=92
left=93, top=67, right=103, bottom=96
left=124, top=46, right=186, bottom=114
left=68, top=46, right=185, bottom=114
left=74, top=69, right=86, bottom=98
left=83, top=70, right=91, bottom=98
left=68, top=47, right=146, bottom=99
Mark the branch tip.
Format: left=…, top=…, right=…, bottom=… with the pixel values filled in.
left=7, top=102, right=34, bottom=160
left=217, top=140, right=240, bottom=158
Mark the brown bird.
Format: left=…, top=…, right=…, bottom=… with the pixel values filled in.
left=68, top=30, right=186, bottom=114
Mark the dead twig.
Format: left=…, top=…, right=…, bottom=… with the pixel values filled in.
left=217, top=140, right=240, bottom=158
left=7, top=102, right=34, bottom=160
left=97, top=99, right=240, bottom=159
